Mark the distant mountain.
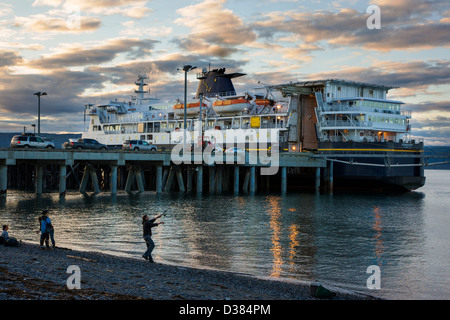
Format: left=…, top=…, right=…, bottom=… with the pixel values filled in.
left=0, top=132, right=81, bottom=149
left=424, top=146, right=450, bottom=170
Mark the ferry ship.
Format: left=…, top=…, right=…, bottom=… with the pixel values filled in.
left=82, top=67, right=425, bottom=191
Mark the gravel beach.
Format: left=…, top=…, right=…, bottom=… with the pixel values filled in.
left=0, top=241, right=377, bottom=301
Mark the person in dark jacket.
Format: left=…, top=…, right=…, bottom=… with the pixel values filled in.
left=39, top=210, right=53, bottom=249
left=142, top=214, right=164, bottom=263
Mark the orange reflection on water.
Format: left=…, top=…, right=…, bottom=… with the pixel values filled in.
left=267, top=197, right=283, bottom=277
left=372, top=206, right=384, bottom=266
left=288, top=224, right=300, bottom=262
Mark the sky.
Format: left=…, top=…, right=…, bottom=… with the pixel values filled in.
left=0, top=0, right=449, bottom=145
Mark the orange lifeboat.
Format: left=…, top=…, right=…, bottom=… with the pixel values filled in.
left=254, top=99, right=274, bottom=106
left=173, top=102, right=207, bottom=117
left=212, top=98, right=251, bottom=115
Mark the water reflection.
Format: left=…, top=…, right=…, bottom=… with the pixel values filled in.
left=1, top=170, right=449, bottom=299
left=372, top=206, right=384, bottom=266
left=267, top=196, right=282, bottom=277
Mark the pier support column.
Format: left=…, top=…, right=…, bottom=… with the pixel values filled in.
left=125, top=166, right=145, bottom=193
left=315, top=167, right=321, bottom=195
left=223, top=167, right=230, bottom=192
left=164, top=167, right=175, bottom=192
left=90, top=167, right=101, bottom=194
left=79, top=166, right=90, bottom=194
left=156, top=165, right=162, bottom=194
left=216, top=166, right=222, bottom=194
left=328, top=161, right=333, bottom=195
left=135, top=169, right=145, bottom=193
left=186, top=167, right=193, bottom=193
left=36, top=164, right=44, bottom=194
left=281, top=167, right=287, bottom=194
left=162, top=167, right=169, bottom=190
left=176, top=167, right=185, bottom=192
left=125, top=167, right=135, bottom=193
left=196, top=166, right=203, bottom=194
left=0, top=165, right=7, bottom=196
left=209, top=166, right=215, bottom=194
left=233, top=166, right=239, bottom=194
left=249, top=166, right=256, bottom=194
left=59, top=165, right=67, bottom=196
left=243, top=168, right=250, bottom=193
left=110, top=165, right=118, bottom=195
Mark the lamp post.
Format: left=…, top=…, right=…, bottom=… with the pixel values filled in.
left=33, top=92, right=47, bottom=135
left=178, top=65, right=196, bottom=151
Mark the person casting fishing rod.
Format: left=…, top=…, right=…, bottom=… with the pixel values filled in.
left=142, top=213, right=164, bottom=263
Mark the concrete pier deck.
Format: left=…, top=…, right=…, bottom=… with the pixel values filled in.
left=0, top=148, right=331, bottom=196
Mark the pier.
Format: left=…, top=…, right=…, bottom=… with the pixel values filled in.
left=0, top=149, right=332, bottom=196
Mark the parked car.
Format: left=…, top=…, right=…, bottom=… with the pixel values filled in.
left=10, top=134, right=55, bottom=149
left=63, top=138, right=107, bottom=150
left=123, top=140, right=157, bottom=151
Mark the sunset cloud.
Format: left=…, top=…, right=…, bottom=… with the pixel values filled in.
left=0, top=0, right=449, bottom=145
left=174, top=0, right=257, bottom=57
left=26, top=38, right=158, bottom=69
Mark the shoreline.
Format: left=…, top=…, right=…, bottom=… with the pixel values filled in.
left=0, top=241, right=379, bottom=301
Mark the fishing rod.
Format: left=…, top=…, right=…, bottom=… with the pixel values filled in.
left=161, top=208, right=169, bottom=217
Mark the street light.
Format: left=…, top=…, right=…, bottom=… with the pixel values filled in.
left=178, top=65, right=196, bottom=150
left=33, top=91, right=47, bottom=135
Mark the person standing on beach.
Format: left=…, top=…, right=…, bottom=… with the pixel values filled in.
left=39, top=210, right=54, bottom=249
left=142, top=214, right=164, bottom=263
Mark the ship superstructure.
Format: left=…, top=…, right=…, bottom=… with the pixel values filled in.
left=83, top=69, right=425, bottom=191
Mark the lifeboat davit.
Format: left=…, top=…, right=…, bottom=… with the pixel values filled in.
left=212, top=98, right=251, bottom=115
left=173, top=102, right=207, bottom=117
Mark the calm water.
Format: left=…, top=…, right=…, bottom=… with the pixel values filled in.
left=1, top=169, right=449, bottom=300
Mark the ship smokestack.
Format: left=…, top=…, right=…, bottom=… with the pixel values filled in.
left=195, top=67, right=246, bottom=99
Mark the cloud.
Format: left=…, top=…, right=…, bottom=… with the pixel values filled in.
left=32, top=0, right=152, bottom=19
left=174, top=0, right=257, bottom=57
left=303, top=60, right=450, bottom=97
left=0, top=68, right=107, bottom=122
left=13, top=12, right=101, bottom=33
left=26, top=38, right=158, bottom=69
left=252, top=0, right=450, bottom=52
left=407, top=101, right=450, bottom=113
left=0, top=50, right=23, bottom=68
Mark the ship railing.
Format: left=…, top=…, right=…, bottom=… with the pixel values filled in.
left=320, top=104, right=403, bottom=115
left=320, top=120, right=369, bottom=128
left=401, top=110, right=412, bottom=118
left=321, top=119, right=407, bottom=131
left=326, top=135, right=404, bottom=143
left=202, top=91, right=238, bottom=99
